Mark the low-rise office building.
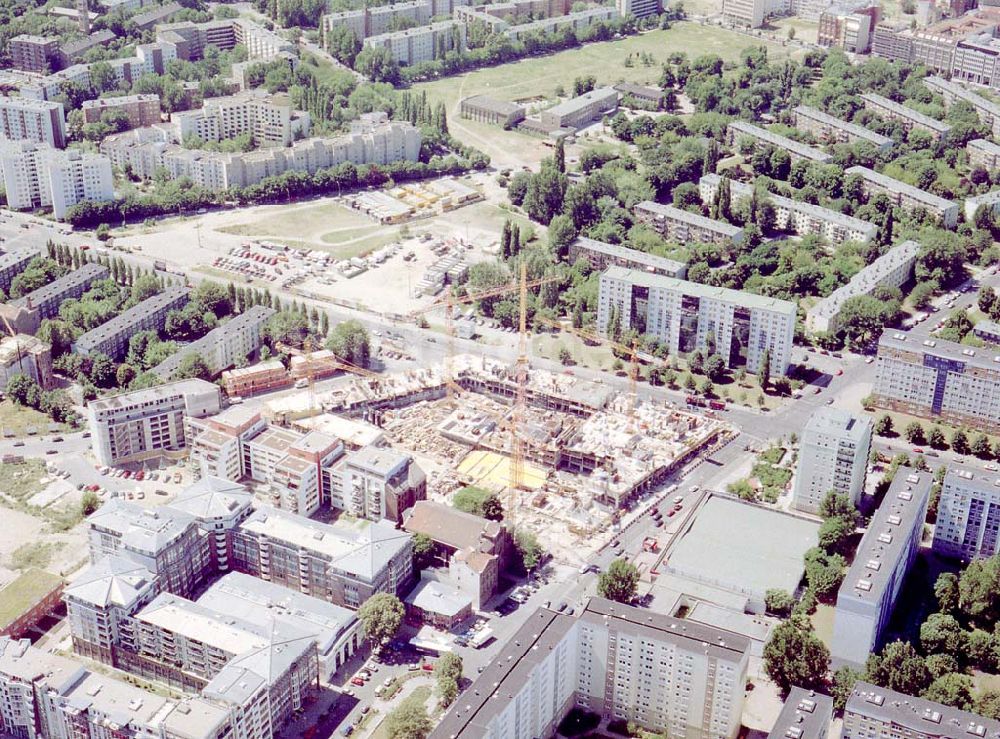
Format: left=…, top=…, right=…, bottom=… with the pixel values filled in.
left=151, top=304, right=275, bottom=379
left=728, top=120, right=834, bottom=164
left=458, top=95, right=526, bottom=127
left=81, top=93, right=161, bottom=129
left=0, top=570, right=63, bottom=640
left=793, top=407, right=873, bottom=514
left=860, top=92, right=952, bottom=140
left=87, top=498, right=212, bottom=599
left=73, top=286, right=190, bottom=360
left=598, top=266, right=796, bottom=375
left=768, top=688, right=834, bottom=739
left=539, top=86, right=619, bottom=130
left=934, top=464, right=1000, bottom=560
left=0, top=97, right=66, bottom=148
left=232, top=506, right=414, bottom=609
left=793, top=105, right=893, bottom=150
left=843, top=682, right=1000, bottom=739
left=873, top=331, right=1000, bottom=432
left=699, top=174, right=877, bottom=245
left=431, top=598, right=750, bottom=739
left=846, top=166, right=959, bottom=228
left=613, top=82, right=666, bottom=108
left=633, top=200, right=744, bottom=246
left=806, top=240, right=920, bottom=334
left=831, top=467, right=930, bottom=667
left=87, top=377, right=223, bottom=467
left=221, top=359, right=291, bottom=397
left=10, top=261, right=108, bottom=320
left=567, top=236, right=686, bottom=277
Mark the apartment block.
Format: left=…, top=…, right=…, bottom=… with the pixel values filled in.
left=597, top=266, right=796, bottom=375
left=198, top=572, right=362, bottom=680
left=539, top=86, right=618, bottom=130
left=458, top=95, right=526, bottom=127
left=699, top=174, right=877, bottom=246
left=846, top=166, right=959, bottom=228
left=152, top=304, right=275, bottom=380
left=9, top=34, right=59, bottom=73
left=965, top=188, right=1000, bottom=221
left=968, top=138, right=1000, bottom=170
left=769, top=688, right=834, bottom=739
left=502, top=7, right=619, bottom=41
left=402, top=500, right=511, bottom=609
left=168, top=476, right=254, bottom=572
left=156, top=17, right=296, bottom=62
left=58, top=30, right=116, bottom=66
left=87, top=498, right=212, bottom=599
left=873, top=331, right=1000, bottom=432
left=87, top=377, right=223, bottom=467
left=818, top=3, right=879, bottom=53
left=231, top=506, right=414, bottom=609
left=633, top=201, right=744, bottom=246
left=860, top=93, right=952, bottom=140
left=73, top=286, right=190, bottom=360
left=0, top=247, right=38, bottom=293
left=0, top=141, right=114, bottom=218
left=334, top=445, right=427, bottom=522
left=831, top=467, right=930, bottom=667
left=567, top=236, right=686, bottom=277
left=728, top=120, right=834, bottom=164
left=0, top=97, right=66, bottom=148
left=933, top=465, right=1000, bottom=560
left=0, top=334, right=54, bottom=391
left=10, top=261, right=108, bottom=320
left=925, top=75, right=1000, bottom=138
left=975, top=320, right=1000, bottom=345
left=250, top=426, right=343, bottom=516
left=843, top=682, right=1000, bottom=739
left=721, top=0, right=768, bottom=27
left=101, top=113, right=421, bottom=192
left=806, top=240, right=920, bottom=334
left=321, top=1, right=430, bottom=43
left=171, top=90, right=311, bottom=147
left=64, top=555, right=159, bottom=665
left=793, top=105, right=892, bottom=150
left=793, top=407, right=873, bottom=514
left=81, top=94, right=161, bottom=129
left=363, top=20, right=466, bottom=66
left=616, top=0, right=661, bottom=18
left=432, top=598, right=750, bottom=738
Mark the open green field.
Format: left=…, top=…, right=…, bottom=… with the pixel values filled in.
left=0, top=400, right=67, bottom=438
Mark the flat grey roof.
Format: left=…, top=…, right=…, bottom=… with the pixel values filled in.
left=666, top=495, right=819, bottom=599
left=768, top=687, right=834, bottom=739
left=459, top=95, right=524, bottom=116
left=544, top=86, right=618, bottom=118
left=728, top=120, right=833, bottom=162
left=572, top=236, right=686, bottom=272
left=969, top=138, right=1000, bottom=155
left=151, top=305, right=275, bottom=378
left=925, top=76, right=1000, bottom=119
left=861, top=93, right=952, bottom=133
left=74, top=286, right=189, bottom=352
left=846, top=166, right=958, bottom=211
left=803, top=406, right=873, bottom=442
left=0, top=246, right=39, bottom=271
left=847, top=681, right=1000, bottom=737
left=795, top=105, right=893, bottom=147
left=11, top=262, right=108, bottom=309
left=88, top=498, right=195, bottom=555
left=808, top=240, right=920, bottom=322
left=602, top=265, right=797, bottom=315
left=88, top=378, right=218, bottom=411
left=836, top=467, right=929, bottom=606
left=878, top=329, right=1000, bottom=374
left=635, top=200, right=743, bottom=237
left=975, top=319, right=1000, bottom=339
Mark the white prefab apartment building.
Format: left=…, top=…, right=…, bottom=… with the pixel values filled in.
left=0, top=97, right=66, bottom=148
left=860, top=93, right=953, bottom=140
left=793, top=105, right=893, bottom=150
left=934, top=464, right=1000, bottom=561
left=727, top=120, right=834, bottom=164
left=924, top=76, right=1000, bottom=139
left=362, top=20, right=465, bottom=66
left=793, top=407, right=873, bottom=514
left=633, top=200, right=744, bottom=246
left=87, top=378, right=223, bottom=467
left=844, top=682, right=1000, bottom=739
left=170, top=90, right=311, bottom=147
left=431, top=598, right=750, bottom=739
left=0, top=141, right=113, bottom=218
left=699, top=174, right=877, bottom=246
left=846, top=166, right=959, bottom=228
left=806, top=240, right=920, bottom=334
left=831, top=467, right=930, bottom=667
left=597, top=266, right=796, bottom=375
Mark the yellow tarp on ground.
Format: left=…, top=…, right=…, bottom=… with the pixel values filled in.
left=456, top=450, right=547, bottom=492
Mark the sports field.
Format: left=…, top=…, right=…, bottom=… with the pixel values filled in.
left=414, top=23, right=802, bottom=166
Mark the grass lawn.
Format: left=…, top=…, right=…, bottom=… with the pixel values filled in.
left=1, top=459, right=48, bottom=503
left=0, top=400, right=64, bottom=437
left=217, top=201, right=374, bottom=242
left=874, top=406, right=1000, bottom=453
left=810, top=603, right=836, bottom=649
left=532, top=332, right=616, bottom=370
left=370, top=685, right=433, bottom=739
left=0, top=569, right=62, bottom=629
left=7, top=541, right=62, bottom=571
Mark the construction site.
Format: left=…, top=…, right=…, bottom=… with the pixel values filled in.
left=260, top=353, right=730, bottom=561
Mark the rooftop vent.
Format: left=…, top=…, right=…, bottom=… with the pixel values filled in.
left=887, top=515, right=902, bottom=526
left=856, top=579, right=873, bottom=592
left=878, top=532, right=893, bottom=544
left=922, top=709, right=943, bottom=724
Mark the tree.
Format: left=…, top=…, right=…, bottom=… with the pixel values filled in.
left=357, top=593, right=404, bottom=651
left=81, top=490, right=101, bottom=516
left=437, top=676, right=458, bottom=708
left=354, top=47, right=401, bottom=84
left=919, top=613, right=967, bottom=657
left=875, top=414, right=894, bottom=437
left=928, top=426, right=947, bottom=449
left=764, top=588, right=795, bottom=617
left=175, top=353, right=211, bottom=381
left=977, top=692, right=1000, bottom=721
left=819, top=491, right=858, bottom=521
left=597, top=559, right=639, bottom=603
left=481, top=493, right=504, bottom=521
left=452, top=486, right=493, bottom=516
left=865, top=641, right=931, bottom=695
left=904, top=421, right=925, bottom=444
left=972, top=433, right=992, bottom=459
left=818, top=515, right=855, bottom=556
left=326, top=23, right=361, bottom=66
left=7, top=374, right=41, bottom=408
left=758, top=348, right=771, bottom=388
left=958, top=554, right=1000, bottom=625
left=934, top=572, right=959, bottom=614
left=924, top=673, right=974, bottom=710
left=951, top=429, right=970, bottom=455
left=832, top=666, right=862, bottom=711
left=384, top=695, right=432, bottom=739
left=514, top=528, right=543, bottom=573
left=554, top=136, right=565, bottom=173
left=763, top=619, right=830, bottom=692
left=193, top=281, right=232, bottom=318
left=412, top=532, right=435, bottom=570
left=804, top=547, right=846, bottom=600
left=326, top=320, right=371, bottom=367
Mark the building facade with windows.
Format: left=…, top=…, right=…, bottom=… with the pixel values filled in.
left=793, top=105, right=892, bottom=150
left=0, top=142, right=113, bottom=218
left=73, top=286, right=190, bottom=360
left=0, top=97, right=66, bottom=148
left=843, top=682, right=1000, bottom=739
left=633, top=200, right=744, bottom=247
left=793, top=408, right=873, bottom=514
left=727, top=120, right=834, bottom=164
left=933, top=465, right=1000, bottom=560
left=846, top=166, right=959, bottom=228
left=597, top=266, right=796, bottom=375
left=10, top=261, right=109, bottom=320
left=860, top=93, right=952, bottom=140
